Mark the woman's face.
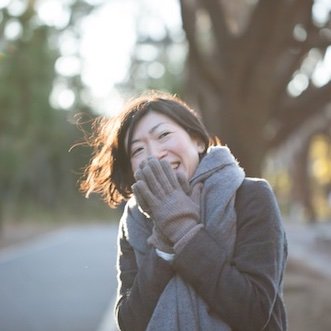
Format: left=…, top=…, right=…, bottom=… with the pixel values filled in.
left=126, top=111, right=204, bottom=179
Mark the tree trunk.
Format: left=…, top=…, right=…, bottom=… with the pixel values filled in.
left=179, top=0, right=331, bottom=176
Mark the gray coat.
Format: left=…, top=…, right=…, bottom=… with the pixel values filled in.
left=115, top=177, right=288, bottom=331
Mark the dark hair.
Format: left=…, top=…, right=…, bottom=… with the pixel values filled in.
left=80, top=90, right=220, bottom=207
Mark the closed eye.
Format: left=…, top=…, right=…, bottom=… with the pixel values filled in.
left=158, top=131, right=172, bottom=139
left=131, top=146, right=144, bottom=157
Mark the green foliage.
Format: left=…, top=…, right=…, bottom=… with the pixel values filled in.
left=0, top=1, right=106, bottom=223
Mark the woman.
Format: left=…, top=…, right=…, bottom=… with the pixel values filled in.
left=80, top=90, right=288, bottom=331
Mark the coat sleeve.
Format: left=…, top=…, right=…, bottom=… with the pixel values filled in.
left=172, top=179, right=288, bottom=331
left=115, top=220, right=175, bottom=331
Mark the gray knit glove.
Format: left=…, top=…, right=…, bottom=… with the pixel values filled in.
left=132, top=158, right=200, bottom=245
left=146, top=171, right=192, bottom=253
left=147, top=226, right=174, bottom=253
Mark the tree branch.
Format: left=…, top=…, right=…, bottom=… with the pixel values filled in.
left=240, top=0, right=284, bottom=58
left=197, top=0, right=230, bottom=53
left=235, top=0, right=288, bottom=96
left=247, top=0, right=312, bottom=83
left=271, top=31, right=331, bottom=110
left=179, top=0, right=225, bottom=91
left=269, top=81, right=331, bottom=147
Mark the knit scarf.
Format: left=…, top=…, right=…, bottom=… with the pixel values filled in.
left=124, top=146, right=245, bottom=330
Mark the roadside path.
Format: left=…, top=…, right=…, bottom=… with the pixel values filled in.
left=285, top=221, right=331, bottom=278
left=0, top=224, right=118, bottom=331
left=1, top=220, right=331, bottom=331
left=284, top=221, right=331, bottom=331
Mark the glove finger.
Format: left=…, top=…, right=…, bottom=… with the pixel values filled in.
left=140, top=158, right=179, bottom=195
left=140, top=162, right=165, bottom=199
left=132, top=180, right=156, bottom=212
left=138, top=158, right=149, bottom=170
left=135, top=156, right=157, bottom=180
left=176, top=171, right=191, bottom=195
left=134, top=168, right=143, bottom=182
left=132, top=181, right=149, bottom=212
left=158, top=159, right=179, bottom=191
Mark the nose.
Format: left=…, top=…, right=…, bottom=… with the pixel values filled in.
left=146, top=142, right=167, bottom=160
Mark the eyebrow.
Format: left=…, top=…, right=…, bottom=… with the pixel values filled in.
left=130, top=122, right=166, bottom=145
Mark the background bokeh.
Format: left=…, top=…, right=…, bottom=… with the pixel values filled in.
left=1, top=0, right=330, bottom=225
left=1, top=1, right=331, bottom=330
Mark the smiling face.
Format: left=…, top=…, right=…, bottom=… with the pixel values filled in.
left=127, top=111, right=205, bottom=179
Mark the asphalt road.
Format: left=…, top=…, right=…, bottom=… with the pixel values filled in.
left=0, top=224, right=119, bottom=331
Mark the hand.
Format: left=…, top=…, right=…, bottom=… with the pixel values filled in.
left=147, top=226, right=174, bottom=254
left=132, top=158, right=200, bottom=244
left=134, top=166, right=192, bottom=217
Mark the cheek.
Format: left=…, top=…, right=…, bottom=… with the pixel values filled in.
left=183, top=142, right=201, bottom=172
left=130, top=158, right=138, bottom=175
left=180, top=137, right=200, bottom=157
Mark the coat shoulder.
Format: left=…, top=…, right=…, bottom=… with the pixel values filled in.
left=235, top=177, right=275, bottom=205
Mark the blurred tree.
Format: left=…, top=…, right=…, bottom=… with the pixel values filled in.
left=122, top=0, right=331, bottom=221
left=117, top=3, right=187, bottom=97
left=263, top=111, right=331, bottom=222
left=178, top=0, right=331, bottom=178
left=0, top=0, right=102, bottom=230
left=122, top=33, right=185, bottom=95
left=290, top=113, right=331, bottom=222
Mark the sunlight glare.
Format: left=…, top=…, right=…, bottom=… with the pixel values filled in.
left=57, top=30, right=80, bottom=58
left=0, top=0, right=10, bottom=9
left=55, top=56, right=81, bottom=77
left=80, top=1, right=137, bottom=98
left=36, top=0, right=70, bottom=29
left=141, top=0, right=181, bottom=32
left=79, top=0, right=182, bottom=116
left=312, top=46, right=331, bottom=87
left=136, top=44, right=159, bottom=62
left=4, top=19, right=23, bottom=40
left=50, top=84, right=75, bottom=110
left=287, top=73, right=309, bottom=97
left=147, top=62, right=165, bottom=79
left=313, top=0, right=331, bottom=25
left=90, top=90, right=125, bottom=117
left=7, top=0, right=28, bottom=17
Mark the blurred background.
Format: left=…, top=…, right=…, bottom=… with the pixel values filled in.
left=0, top=0, right=331, bottom=330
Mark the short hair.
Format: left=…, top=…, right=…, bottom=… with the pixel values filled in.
left=80, top=90, right=219, bottom=207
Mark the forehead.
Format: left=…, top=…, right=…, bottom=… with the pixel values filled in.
left=125, top=111, right=181, bottom=151
left=132, top=111, right=179, bottom=134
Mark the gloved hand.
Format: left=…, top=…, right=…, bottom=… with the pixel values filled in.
left=147, top=226, right=174, bottom=253
left=146, top=171, right=193, bottom=253
left=132, top=158, right=200, bottom=245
